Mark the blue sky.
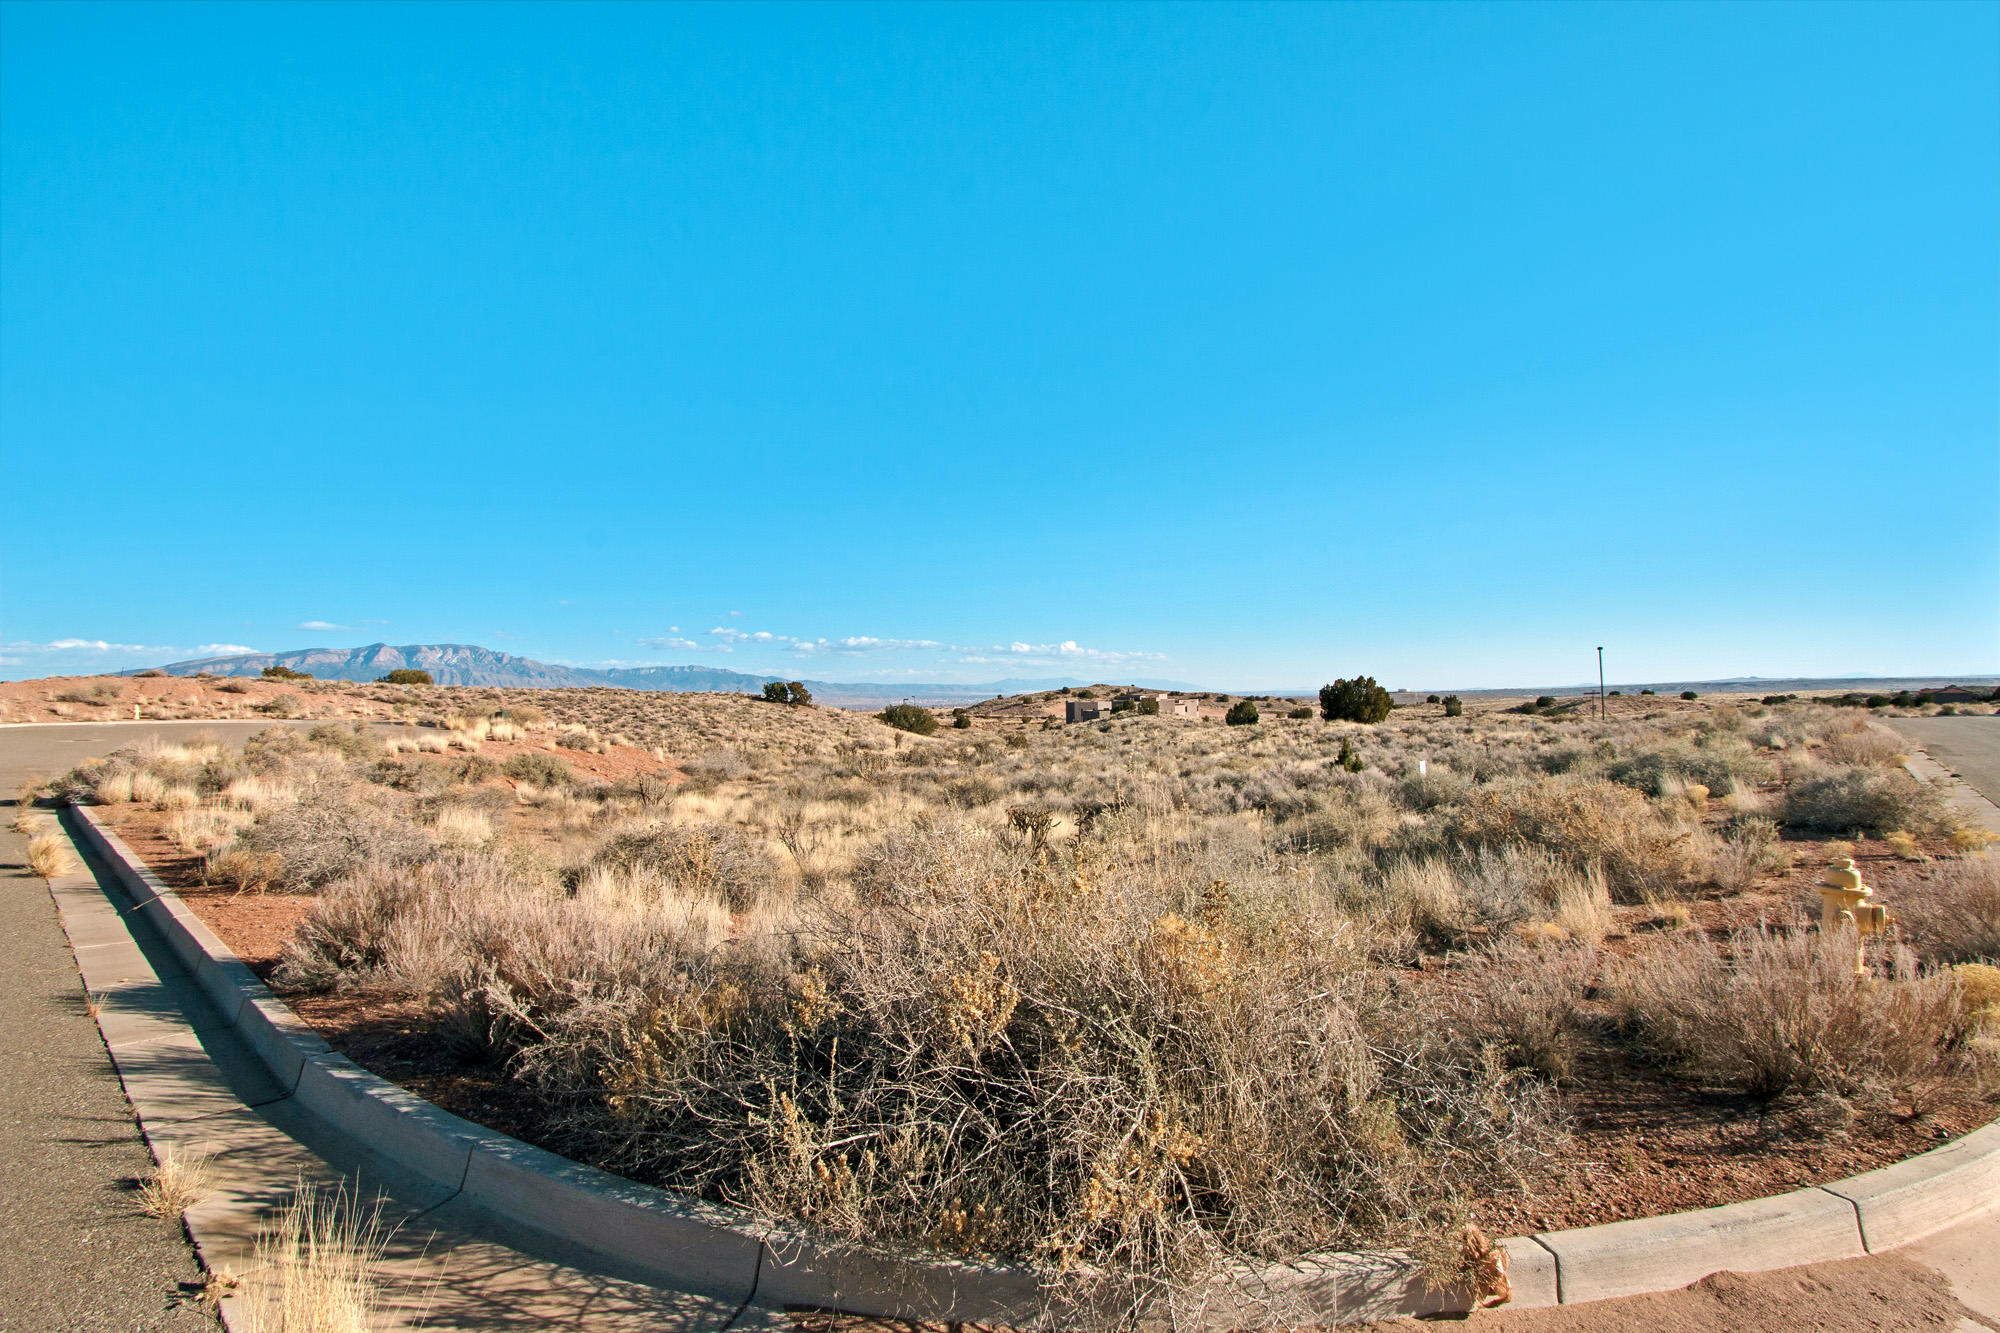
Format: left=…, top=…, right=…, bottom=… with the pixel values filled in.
left=3, top=2, right=1995, bottom=689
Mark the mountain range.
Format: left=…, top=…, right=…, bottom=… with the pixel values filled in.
left=130, top=643, right=1196, bottom=706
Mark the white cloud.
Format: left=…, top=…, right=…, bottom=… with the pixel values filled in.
left=4, top=639, right=258, bottom=657
left=637, top=636, right=705, bottom=651
left=700, top=625, right=1163, bottom=668
left=294, top=620, right=350, bottom=631
left=985, top=640, right=1166, bottom=664
left=0, top=638, right=260, bottom=680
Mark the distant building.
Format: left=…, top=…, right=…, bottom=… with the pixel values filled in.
left=1065, top=699, right=1109, bottom=723
left=1161, top=696, right=1200, bottom=717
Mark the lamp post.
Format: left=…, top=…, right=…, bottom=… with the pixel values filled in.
left=1597, top=647, right=1605, bottom=720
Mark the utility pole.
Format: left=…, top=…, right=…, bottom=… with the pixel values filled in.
left=1597, top=647, right=1606, bottom=720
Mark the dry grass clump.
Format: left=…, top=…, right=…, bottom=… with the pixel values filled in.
left=1958, top=963, right=2000, bottom=1030
left=1782, top=765, right=1949, bottom=836
left=1610, top=927, right=1971, bottom=1102
left=1347, top=845, right=1609, bottom=953
left=28, top=830, right=75, bottom=879
left=92, top=770, right=136, bottom=805
left=1710, top=814, right=1792, bottom=892
left=136, top=1144, right=213, bottom=1218
left=1822, top=727, right=1906, bottom=767
left=235, top=781, right=436, bottom=893
left=500, top=703, right=551, bottom=730
left=1452, top=774, right=1705, bottom=901
left=590, top=819, right=779, bottom=910
left=1896, top=855, right=2000, bottom=966
left=504, top=821, right=1554, bottom=1291
left=169, top=807, right=254, bottom=856
left=1466, top=940, right=1598, bottom=1083
left=500, top=751, right=573, bottom=788
left=1951, top=828, right=2000, bottom=854
left=241, top=1181, right=392, bottom=1333
left=281, top=815, right=1557, bottom=1294
left=431, top=806, right=495, bottom=848
left=11, top=776, right=46, bottom=833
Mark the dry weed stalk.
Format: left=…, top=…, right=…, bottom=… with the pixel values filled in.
left=138, top=1144, right=214, bottom=1218
left=241, top=1181, right=394, bottom=1333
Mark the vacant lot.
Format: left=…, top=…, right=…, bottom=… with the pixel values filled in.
left=29, top=686, right=2000, bottom=1313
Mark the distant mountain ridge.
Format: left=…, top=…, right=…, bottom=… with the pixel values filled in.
left=130, top=643, right=1189, bottom=705
left=140, top=643, right=793, bottom=691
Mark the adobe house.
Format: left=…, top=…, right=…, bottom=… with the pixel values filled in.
left=1065, top=699, right=1109, bottom=723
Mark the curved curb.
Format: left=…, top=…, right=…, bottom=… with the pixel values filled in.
left=66, top=805, right=2000, bottom=1324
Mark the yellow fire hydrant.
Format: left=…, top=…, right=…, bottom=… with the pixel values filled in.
left=1818, top=857, right=1891, bottom=977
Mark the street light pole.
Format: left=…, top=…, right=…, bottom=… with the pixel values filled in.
left=1597, top=647, right=1605, bottom=721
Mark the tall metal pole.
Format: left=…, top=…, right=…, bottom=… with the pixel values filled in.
left=1597, top=647, right=1605, bottom=720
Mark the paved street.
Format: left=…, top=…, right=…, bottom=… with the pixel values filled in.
left=1885, top=715, right=2000, bottom=807
left=0, top=723, right=271, bottom=1330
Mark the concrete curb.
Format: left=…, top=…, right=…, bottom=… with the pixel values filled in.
left=64, top=805, right=2000, bottom=1323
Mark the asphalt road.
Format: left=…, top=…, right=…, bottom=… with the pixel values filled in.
left=0, top=722, right=315, bottom=1331
left=1883, top=715, right=2000, bottom=807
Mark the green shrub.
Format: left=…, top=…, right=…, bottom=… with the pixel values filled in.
left=762, top=681, right=790, bottom=703
left=1443, top=695, right=1464, bottom=717
left=1110, top=700, right=1134, bottom=715
left=879, top=704, right=939, bottom=736
left=1337, top=736, right=1363, bottom=772
left=1679, top=690, right=1698, bottom=701
left=786, top=681, right=812, bottom=707
left=952, top=709, right=973, bottom=729
left=1224, top=700, right=1259, bottom=726
left=1320, top=676, right=1392, bottom=724
left=1639, top=689, right=1656, bottom=696
left=1426, top=694, right=1441, bottom=704
left=502, top=752, right=574, bottom=787
left=376, top=669, right=433, bottom=685
left=262, top=664, right=311, bottom=681
left=1137, top=697, right=1160, bottom=716
left=1288, top=707, right=1313, bottom=719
